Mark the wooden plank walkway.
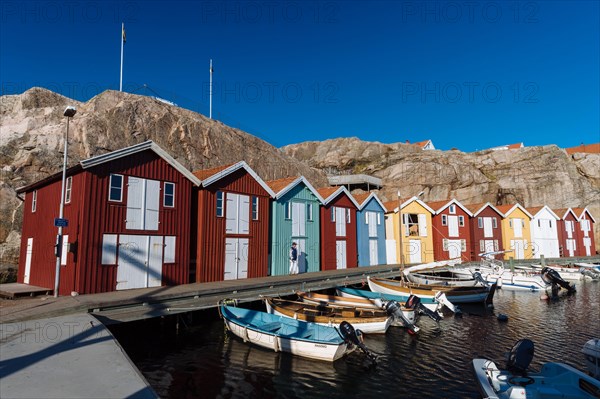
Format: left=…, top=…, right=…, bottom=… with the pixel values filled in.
left=0, top=264, right=403, bottom=325
left=0, top=283, right=52, bottom=299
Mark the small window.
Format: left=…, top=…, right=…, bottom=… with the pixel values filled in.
left=164, top=182, right=175, bottom=208
left=331, top=207, right=336, bottom=222
left=252, top=196, right=259, bottom=220
left=284, top=202, right=291, bottom=220
left=109, top=174, right=123, bottom=202
left=537, top=220, right=541, bottom=228
left=346, top=209, right=351, bottom=224
left=377, top=213, right=381, bottom=225
left=522, top=219, right=526, bottom=228
left=477, top=217, right=482, bottom=228
left=449, top=204, right=456, bottom=214
left=493, top=217, right=498, bottom=228
left=549, top=220, right=552, bottom=228
left=509, top=219, right=513, bottom=228
left=459, top=215, right=465, bottom=227
left=65, top=176, right=73, bottom=204
left=216, top=191, right=224, bottom=217
left=365, top=213, right=369, bottom=224
left=442, top=215, right=448, bottom=226
left=307, top=203, right=313, bottom=221
left=32, top=190, right=38, bottom=212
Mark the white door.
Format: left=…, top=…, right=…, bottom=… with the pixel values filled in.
left=484, top=240, right=495, bottom=253
left=292, top=202, right=306, bottom=237
left=418, top=214, right=428, bottom=237
left=296, top=238, right=306, bottom=273
left=117, top=235, right=148, bottom=290
left=409, top=239, right=422, bottom=263
left=386, top=240, right=397, bottom=264
left=448, top=216, right=459, bottom=237
left=226, top=193, right=250, bottom=234
left=369, top=239, right=379, bottom=266
left=336, top=240, right=347, bottom=269
left=483, top=217, right=493, bottom=238
left=126, top=177, right=160, bottom=230
left=513, top=218, right=523, bottom=238
left=335, top=207, right=346, bottom=237
left=147, top=236, right=163, bottom=287
left=224, top=238, right=249, bottom=280
left=447, top=239, right=461, bottom=259
left=24, top=238, right=33, bottom=284
left=511, top=239, right=525, bottom=259
left=566, top=239, right=576, bottom=257
left=583, top=237, right=592, bottom=256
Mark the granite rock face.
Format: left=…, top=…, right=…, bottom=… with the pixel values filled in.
left=0, top=88, right=327, bottom=267
left=282, top=138, right=600, bottom=252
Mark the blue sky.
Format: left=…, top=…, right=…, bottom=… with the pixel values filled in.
left=1, top=1, right=598, bottom=151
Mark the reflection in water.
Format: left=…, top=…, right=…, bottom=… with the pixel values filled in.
left=116, top=282, right=600, bottom=399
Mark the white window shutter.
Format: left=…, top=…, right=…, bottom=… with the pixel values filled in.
left=443, top=239, right=448, bottom=251
left=101, top=234, right=118, bottom=265
left=126, top=177, right=144, bottom=229
left=225, top=193, right=238, bottom=233
left=164, top=236, right=176, bottom=263
left=239, top=195, right=250, bottom=234
left=461, top=239, right=466, bottom=251
left=418, top=214, right=427, bottom=236
left=145, top=179, right=160, bottom=230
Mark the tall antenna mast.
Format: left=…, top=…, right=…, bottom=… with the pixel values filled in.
left=209, top=59, right=213, bottom=119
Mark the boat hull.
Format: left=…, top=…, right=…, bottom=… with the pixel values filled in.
left=336, top=286, right=441, bottom=312
left=221, top=305, right=353, bottom=362
left=472, top=359, right=600, bottom=399
left=368, top=277, right=489, bottom=304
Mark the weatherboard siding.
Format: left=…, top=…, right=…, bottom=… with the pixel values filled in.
left=269, top=184, right=321, bottom=276
left=18, top=150, right=193, bottom=295
left=195, top=168, right=271, bottom=282
left=356, top=198, right=386, bottom=266
left=320, top=193, right=357, bottom=271
left=469, top=206, right=504, bottom=261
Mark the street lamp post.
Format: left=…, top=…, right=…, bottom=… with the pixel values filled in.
left=54, top=106, right=76, bottom=298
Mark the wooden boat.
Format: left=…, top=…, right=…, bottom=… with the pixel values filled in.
left=220, top=304, right=357, bottom=362
left=336, top=286, right=445, bottom=313
left=472, top=339, right=600, bottom=399
left=403, top=259, right=482, bottom=287
left=264, top=297, right=392, bottom=334
left=296, top=291, right=418, bottom=328
left=368, top=276, right=493, bottom=306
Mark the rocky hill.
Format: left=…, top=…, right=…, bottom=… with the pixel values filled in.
left=282, top=138, right=600, bottom=251
left=1, top=88, right=598, bottom=273
left=0, top=88, right=327, bottom=270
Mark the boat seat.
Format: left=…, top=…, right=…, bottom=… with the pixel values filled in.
left=261, top=322, right=282, bottom=332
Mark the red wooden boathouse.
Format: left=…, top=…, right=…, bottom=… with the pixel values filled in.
left=427, top=199, right=473, bottom=262
left=193, top=162, right=275, bottom=282
left=572, top=208, right=596, bottom=256
left=465, top=202, right=505, bottom=261
left=317, top=187, right=359, bottom=271
left=553, top=208, right=581, bottom=257
left=17, top=141, right=200, bottom=295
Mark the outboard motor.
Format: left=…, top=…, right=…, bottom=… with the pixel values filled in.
left=385, top=300, right=420, bottom=334
left=339, top=321, right=377, bottom=363
left=407, top=294, right=443, bottom=323
left=506, top=339, right=535, bottom=387
left=541, top=267, right=576, bottom=297
left=473, top=272, right=488, bottom=286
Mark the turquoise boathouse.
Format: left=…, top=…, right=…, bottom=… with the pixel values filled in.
left=354, top=192, right=388, bottom=266
left=267, top=176, right=324, bottom=275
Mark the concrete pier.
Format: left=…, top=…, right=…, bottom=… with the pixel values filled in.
left=0, top=314, right=157, bottom=399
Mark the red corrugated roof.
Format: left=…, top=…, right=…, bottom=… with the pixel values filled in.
left=464, top=202, right=487, bottom=214
left=507, top=143, right=523, bottom=149
left=526, top=206, right=545, bottom=216
left=317, top=187, right=341, bottom=200
left=192, top=163, right=235, bottom=180
left=426, top=200, right=451, bottom=211
left=565, top=143, right=600, bottom=154
left=266, top=176, right=299, bottom=193
left=352, top=192, right=371, bottom=206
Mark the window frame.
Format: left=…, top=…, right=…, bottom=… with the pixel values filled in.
left=307, top=203, right=313, bottom=221
left=32, top=190, right=38, bottom=212
left=216, top=191, right=224, bottom=217
left=252, top=196, right=259, bottom=220
left=65, top=176, right=73, bottom=204
left=449, top=204, right=456, bottom=214
left=458, top=215, right=465, bottom=227
left=441, top=214, right=448, bottom=226
left=346, top=208, right=351, bottom=224
left=108, top=174, right=124, bottom=202
left=492, top=217, right=498, bottom=228
left=284, top=201, right=292, bottom=220
left=163, top=182, right=175, bottom=208
left=331, top=207, right=336, bottom=222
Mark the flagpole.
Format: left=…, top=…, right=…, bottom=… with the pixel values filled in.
left=120, top=22, right=124, bottom=92
left=209, top=59, right=213, bottom=119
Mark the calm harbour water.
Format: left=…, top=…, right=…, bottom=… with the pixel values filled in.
left=111, top=281, right=600, bottom=399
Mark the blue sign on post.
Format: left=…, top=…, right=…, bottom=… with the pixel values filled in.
left=54, top=218, right=69, bottom=227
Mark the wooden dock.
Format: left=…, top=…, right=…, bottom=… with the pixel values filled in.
left=1, top=264, right=403, bottom=325
left=0, top=283, right=52, bottom=299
